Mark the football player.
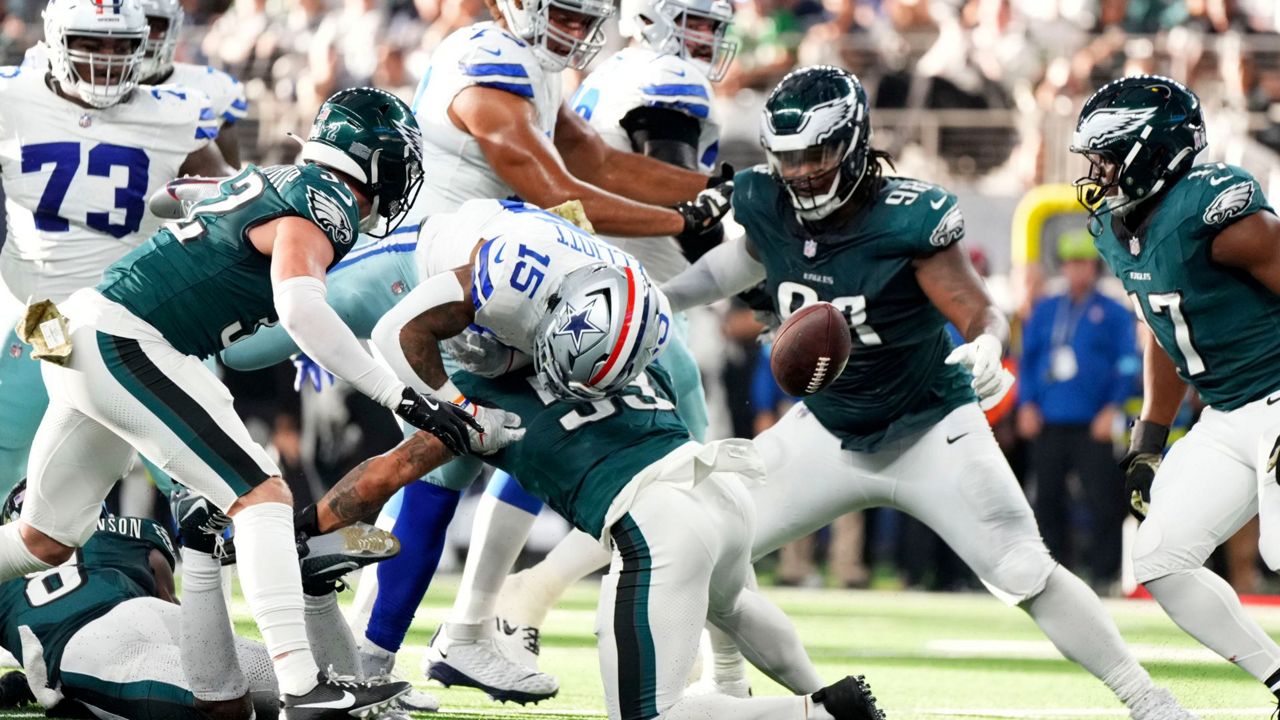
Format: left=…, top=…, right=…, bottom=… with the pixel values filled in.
left=1071, top=75, right=1280, bottom=707
left=0, top=485, right=400, bottom=720
left=478, top=0, right=737, bottom=666
left=0, top=88, right=480, bottom=718
left=656, top=66, right=1196, bottom=719
left=0, top=0, right=233, bottom=496
left=342, top=0, right=737, bottom=700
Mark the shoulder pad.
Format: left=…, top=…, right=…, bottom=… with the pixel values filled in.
left=147, top=84, right=221, bottom=142
left=453, top=25, right=540, bottom=100
left=879, top=178, right=964, bottom=253
left=200, top=64, right=249, bottom=123
left=636, top=55, right=713, bottom=120
left=1180, top=163, right=1267, bottom=234
left=288, top=164, right=360, bottom=249
left=94, top=516, right=177, bottom=570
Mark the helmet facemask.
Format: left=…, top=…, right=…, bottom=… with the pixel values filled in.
left=139, top=12, right=180, bottom=79
left=639, top=0, right=736, bottom=81
left=768, top=137, right=868, bottom=222
left=502, top=0, right=613, bottom=71
left=54, top=31, right=148, bottom=108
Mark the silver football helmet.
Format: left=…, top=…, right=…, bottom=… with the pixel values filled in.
left=43, top=0, right=149, bottom=108
left=136, top=0, right=182, bottom=80
left=620, top=0, right=736, bottom=81
left=534, top=263, right=672, bottom=402
left=495, top=0, right=613, bottom=71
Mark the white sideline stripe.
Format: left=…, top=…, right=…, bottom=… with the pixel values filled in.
left=921, top=708, right=1273, bottom=718
left=435, top=708, right=606, bottom=717
left=926, top=638, right=1223, bottom=663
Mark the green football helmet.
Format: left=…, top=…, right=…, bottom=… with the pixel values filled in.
left=1070, top=75, right=1206, bottom=225
left=299, top=87, right=424, bottom=237
left=760, top=66, right=872, bottom=222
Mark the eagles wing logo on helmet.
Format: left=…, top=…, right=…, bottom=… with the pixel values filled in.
left=766, top=96, right=852, bottom=142
left=306, top=187, right=354, bottom=245
left=1074, top=106, right=1159, bottom=149
left=1203, top=181, right=1254, bottom=225
left=391, top=118, right=424, bottom=164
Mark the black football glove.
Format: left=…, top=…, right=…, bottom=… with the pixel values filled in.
left=1119, top=420, right=1168, bottom=521
left=706, top=162, right=734, bottom=189
left=393, top=387, right=482, bottom=456
left=675, top=181, right=734, bottom=248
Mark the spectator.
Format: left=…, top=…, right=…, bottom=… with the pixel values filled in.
left=1016, top=229, right=1138, bottom=590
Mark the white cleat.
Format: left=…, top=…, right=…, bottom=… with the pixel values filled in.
left=1128, top=687, right=1201, bottom=720
left=684, top=677, right=752, bottom=699
left=422, top=624, right=559, bottom=705
left=359, top=646, right=441, bottom=713
left=493, top=615, right=542, bottom=670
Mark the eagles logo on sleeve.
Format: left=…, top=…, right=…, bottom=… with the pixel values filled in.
left=1203, top=181, right=1255, bottom=226
left=929, top=205, right=964, bottom=248
left=306, top=187, right=354, bottom=245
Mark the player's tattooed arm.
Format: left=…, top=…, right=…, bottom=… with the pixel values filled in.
left=1210, top=210, right=1280, bottom=294
left=395, top=266, right=477, bottom=389
left=317, top=431, right=454, bottom=532
left=914, top=243, right=1010, bottom=345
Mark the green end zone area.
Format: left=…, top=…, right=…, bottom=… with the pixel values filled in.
left=3, top=577, right=1275, bottom=719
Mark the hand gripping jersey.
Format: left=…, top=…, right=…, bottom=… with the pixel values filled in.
left=732, top=167, right=975, bottom=452
left=455, top=365, right=689, bottom=537
left=96, top=163, right=361, bottom=358
left=570, top=47, right=720, bottom=282
left=0, top=63, right=218, bottom=305
left=0, top=517, right=174, bottom=685
left=161, top=63, right=248, bottom=127
left=1096, top=163, right=1280, bottom=409
left=409, top=22, right=562, bottom=216
left=420, top=199, right=648, bottom=358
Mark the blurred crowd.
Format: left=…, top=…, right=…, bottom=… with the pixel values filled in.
left=0, top=0, right=1272, bottom=595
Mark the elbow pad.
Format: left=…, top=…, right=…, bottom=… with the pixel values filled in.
left=620, top=107, right=701, bottom=171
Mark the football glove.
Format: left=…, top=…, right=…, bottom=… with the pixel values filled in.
left=441, top=330, right=530, bottom=379
left=459, top=402, right=526, bottom=455
left=394, top=388, right=482, bottom=456
left=706, top=162, right=735, bottom=189
left=1120, top=420, right=1168, bottom=521
left=675, top=182, right=734, bottom=245
left=944, top=333, right=1015, bottom=410
left=292, top=353, right=335, bottom=393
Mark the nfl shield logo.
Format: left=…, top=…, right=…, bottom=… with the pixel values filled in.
left=391, top=281, right=406, bottom=295
left=1129, top=237, right=1140, bottom=255
left=8, top=343, right=21, bottom=359
left=79, top=114, right=93, bottom=128
left=803, top=239, right=818, bottom=258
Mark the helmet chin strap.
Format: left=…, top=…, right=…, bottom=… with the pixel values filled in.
left=359, top=197, right=381, bottom=232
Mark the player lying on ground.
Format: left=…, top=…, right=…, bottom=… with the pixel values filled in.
left=0, top=88, right=481, bottom=719
left=0, top=487, right=402, bottom=720
left=477, top=65, right=1198, bottom=720
left=0, top=0, right=234, bottom=496
left=1071, top=74, right=1280, bottom=707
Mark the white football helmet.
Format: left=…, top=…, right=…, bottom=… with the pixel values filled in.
left=495, top=0, right=613, bottom=71
left=43, top=0, right=149, bottom=108
left=136, top=0, right=182, bottom=80
left=620, top=0, right=736, bottom=81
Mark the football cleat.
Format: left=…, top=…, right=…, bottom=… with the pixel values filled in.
left=170, top=489, right=232, bottom=559
left=281, top=671, right=409, bottom=720
left=1127, top=686, right=1200, bottom=720
left=357, top=651, right=440, bottom=714
left=685, top=677, right=752, bottom=699
left=422, top=624, right=559, bottom=705
left=299, top=523, right=400, bottom=596
left=811, top=675, right=885, bottom=720
left=0, top=670, right=34, bottom=709
left=493, top=615, right=542, bottom=671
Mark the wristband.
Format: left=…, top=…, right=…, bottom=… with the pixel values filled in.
left=1130, top=420, right=1170, bottom=455
left=433, top=379, right=475, bottom=415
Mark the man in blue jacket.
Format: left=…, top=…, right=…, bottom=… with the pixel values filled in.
left=1017, top=229, right=1140, bottom=589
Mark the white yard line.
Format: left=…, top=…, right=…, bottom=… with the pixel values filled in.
left=919, top=708, right=1273, bottom=718
left=925, top=638, right=1225, bottom=664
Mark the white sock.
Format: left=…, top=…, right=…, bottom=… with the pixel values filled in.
left=1023, top=565, right=1153, bottom=704
left=500, top=529, right=610, bottom=628
left=306, top=592, right=361, bottom=678
left=658, top=694, right=809, bottom=719
left=450, top=492, right=536, bottom=627
left=180, top=548, right=249, bottom=701
left=233, top=502, right=318, bottom=696
left=1147, top=568, right=1280, bottom=682
left=707, top=623, right=748, bottom=686
left=0, top=523, right=52, bottom=581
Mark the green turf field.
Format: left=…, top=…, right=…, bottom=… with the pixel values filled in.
left=5, top=576, right=1277, bottom=719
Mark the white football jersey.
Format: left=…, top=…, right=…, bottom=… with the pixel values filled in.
left=409, top=22, right=562, bottom=217
left=0, top=64, right=218, bottom=304
left=568, top=47, right=721, bottom=282
left=418, top=199, right=644, bottom=356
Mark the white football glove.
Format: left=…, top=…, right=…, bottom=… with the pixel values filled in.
left=944, top=333, right=1015, bottom=411
left=462, top=403, right=525, bottom=455
left=441, top=330, right=531, bottom=378
left=148, top=176, right=225, bottom=219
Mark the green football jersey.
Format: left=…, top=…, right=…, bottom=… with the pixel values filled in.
left=732, top=167, right=975, bottom=452
left=1095, top=163, right=1280, bottom=410
left=0, top=518, right=171, bottom=682
left=454, top=365, right=691, bottom=538
left=98, top=163, right=362, bottom=358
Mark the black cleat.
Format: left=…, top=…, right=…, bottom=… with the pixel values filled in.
left=170, top=489, right=233, bottom=559
left=0, top=670, right=33, bottom=709
left=812, top=675, right=885, bottom=720
left=280, top=672, right=410, bottom=719
left=299, top=524, right=400, bottom=596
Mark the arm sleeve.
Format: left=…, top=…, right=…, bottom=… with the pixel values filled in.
left=660, top=235, right=766, bottom=313
left=1017, top=302, right=1046, bottom=407
left=1109, top=305, right=1140, bottom=407
left=274, top=276, right=405, bottom=409
left=619, top=106, right=702, bottom=170
left=369, top=270, right=468, bottom=396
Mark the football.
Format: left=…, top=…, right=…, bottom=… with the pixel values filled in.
left=770, top=302, right=852, bottom=396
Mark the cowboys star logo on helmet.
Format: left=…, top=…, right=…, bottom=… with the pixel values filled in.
left=553, top=297, right=606, bottom=353
left=1203, top=181, right=1255, bottom=225
left=1073, top=106, right=1159, bottom=149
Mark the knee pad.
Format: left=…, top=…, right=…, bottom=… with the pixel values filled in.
left=983, top=541, right=1054, bottom=605
left=1258, top=526, right=1280, bottom=573
left=1131, top=517, right=1208, bottom=583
